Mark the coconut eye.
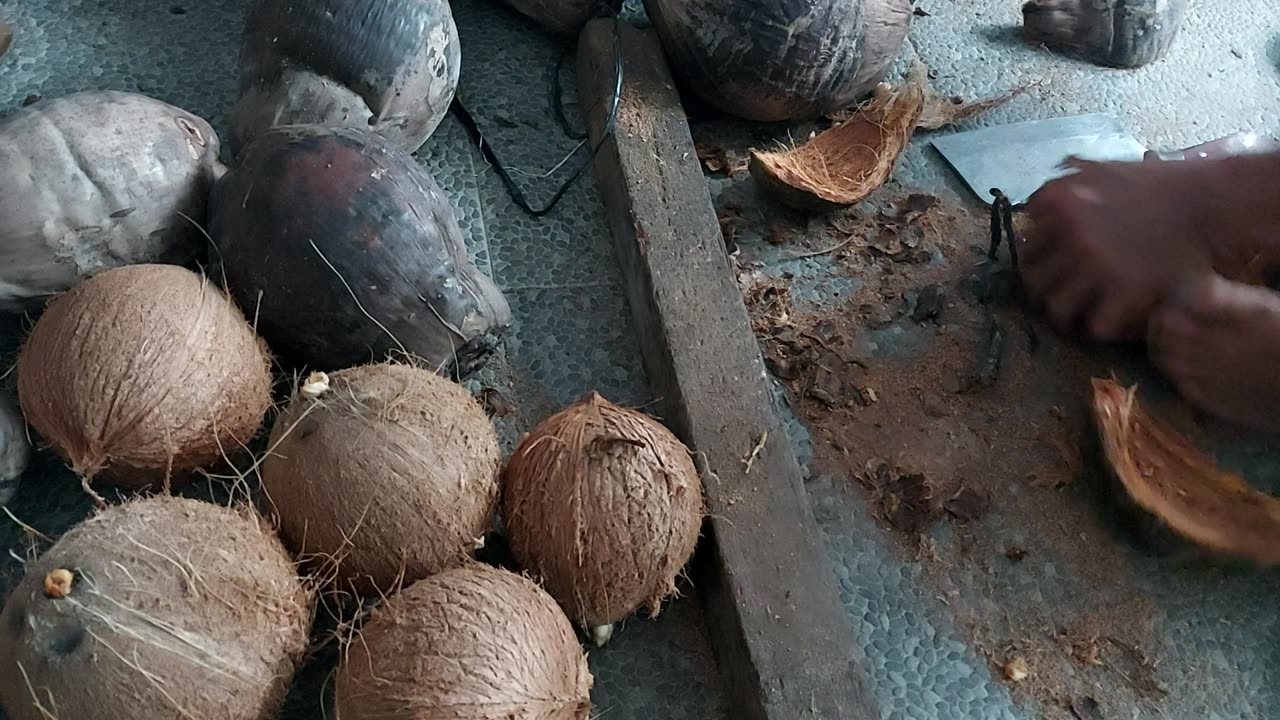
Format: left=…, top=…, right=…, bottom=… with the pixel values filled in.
left=176, top=116, right=206, bottom=147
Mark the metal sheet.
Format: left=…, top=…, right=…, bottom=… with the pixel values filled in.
left=931, top=114, right=1148, bottom=205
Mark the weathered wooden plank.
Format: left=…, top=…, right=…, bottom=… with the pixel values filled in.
left=576, top=19, right=879, bottom=720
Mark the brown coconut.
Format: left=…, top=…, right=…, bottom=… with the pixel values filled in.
left=335, top=564, right=592, bottom=720
left=0, top=496, right=314, bottom=720
left=1092, top=378, right=1280, bottom=564
left=16, top=264, right=272, bottom=491
left=261, top=363, right=501, bottom=595
left=750, top=63, right=928, bottom=212
left=502, top=392, right=703, bottom=644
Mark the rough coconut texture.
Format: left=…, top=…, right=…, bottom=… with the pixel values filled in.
left=16, top=264, right=273, bottom=489
left=335, top=564, right=592, bottom=720
left=0, top=496, right=313, bottom=720
left=500, top=0, right=623, bottom=34
left=502, top=392, right=704, bottom=630
left=232, top=0, right=460, bottom=155
left=644, top=0, right=913, bottom=122
left=261, top=363, right=501, bottom=595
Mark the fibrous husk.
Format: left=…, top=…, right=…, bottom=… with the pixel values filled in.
left=261, top=363, right=501, bottom=595
left=828, top=82, right=1027, bottom=130
left=0, top=496, right=314, bottom=720
left=1091, top=378, right=1280, bottom=564
left=750, top=63, right=928, bottom=212
left=335, top=564, right=592, bottom=720
left=0, top=22, right=11, bottom=58
left=16, top=264, right=273, bottom=491
left=502, top=392, right=704, bottom=635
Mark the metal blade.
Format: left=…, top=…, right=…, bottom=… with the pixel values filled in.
left=931, top=114, right=1148, bottom=205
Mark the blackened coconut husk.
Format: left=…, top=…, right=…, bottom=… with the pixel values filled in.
left=1022, top=0, right=1190, bottom=69
left=209, top=125, right=512, bottom=378
left=0, top=496, right=314, bottom=720
left=1091, top=378, right=1280, bottom=565
left=502, top=392, right=704, bottom=634
left=335, top=564, right=592, bottom=720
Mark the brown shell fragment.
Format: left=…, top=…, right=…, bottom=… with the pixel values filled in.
left=502, top=392, right=704, bottom=631
left=1090, top=378, right=1280, bottom=564
left=750, top=64, right=928, bottom=212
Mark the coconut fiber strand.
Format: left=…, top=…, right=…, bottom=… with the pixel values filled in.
left=336, top=564, right=592, bottom=720
left=0, top=496, right=313, bottom=720
left=261, top=363, right=501, bottom=595
left=503, top=392, right=704, bottom=629
left=1091, top=378, right=1280, bottom=565
left=16, top=264, right=272, bottom=489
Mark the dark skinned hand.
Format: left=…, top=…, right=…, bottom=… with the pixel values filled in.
left=1019, top=157, right=1215, bottom=342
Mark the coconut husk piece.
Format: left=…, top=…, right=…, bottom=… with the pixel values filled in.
left=0, top=22, right=11, bottom=58
left=828, top=82, right=1028, bottom=131
left=1091, top=378, right=1280, bottom=565
left=750, top=64, right=929, bottom=212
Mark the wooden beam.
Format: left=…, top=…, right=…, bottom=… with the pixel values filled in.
left=576, top=20, right=880, bottom=720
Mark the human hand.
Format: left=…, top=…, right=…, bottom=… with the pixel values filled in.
left=1018, top=157, right=1214, bottom=341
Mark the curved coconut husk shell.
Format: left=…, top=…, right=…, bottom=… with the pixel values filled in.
left=750, top=64, right=928, bottom=212
left=502, top=392, right=704, bottom=630
left=0, top=496, right=313, bottom=720
left=261, top=363, right=501, bottom=596
left=336, top=564, right=592, bottom=720
left=16, top=264, right=273, bottom=490
left=1023, top=0, right=1190, bottom=69
left=1091, top=378, right=1280, bottom=564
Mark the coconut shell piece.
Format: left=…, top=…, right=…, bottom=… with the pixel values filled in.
left=261, top=363, right=501, bottom=595
left=1091, top=378, right=1280, bottom=565
left=335, top=564, right=592, bottom=720
left=16, top=264, right=273, bottom=491
left=750, top=64, right=928, bottom=212
left=0, top=496, right=313, bottom=720
left=502, top=392, right=704, bottom=637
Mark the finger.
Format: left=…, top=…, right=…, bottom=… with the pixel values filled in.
left=1019, top=245, right=1074, bottom=302
left=1045, top=276, right=1098, bottom=335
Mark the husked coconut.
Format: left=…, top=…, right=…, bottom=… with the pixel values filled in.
left=0, top=91, right=224, bottom=312
left=335, top=564, right=592, bottom=720
left=0, top=496, right=313, bottom=720
left=16, top=264, right=273, bottom=493
left=503, top=392, right=704, bottom=644
left=261, top=363, right=501, bottom=595
left=209, top=125, right=512, bottom=377
left=232, top=0, right=460, bottom=154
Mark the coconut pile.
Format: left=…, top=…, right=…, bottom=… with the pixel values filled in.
left=0, top=4, right=708, bottom=717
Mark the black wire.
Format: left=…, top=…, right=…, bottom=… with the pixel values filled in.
left=450, top=17, right=624, bottom=218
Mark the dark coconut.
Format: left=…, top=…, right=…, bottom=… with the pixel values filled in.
left=209, top=125, right=512, bottom=377
left=644, top=0, right=914, bottom=122
left=500, top=0, right=623, bottom=34
left=0, top=496, right=313, bottom=720
left=261, top=363, right=502, bottom=595
left=232, top=0, right=460, bottom=155
left=502, top=392, right=703, bottom=644
left=16, top=264, right=273, bottom=490
left=0, top=91, right=224, bottom=312
left=1023, top=0, right=1190, bottom=69
left=335, top=564, right=592, bottom=720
